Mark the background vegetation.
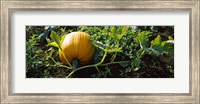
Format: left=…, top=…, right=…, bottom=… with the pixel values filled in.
left=26, top=26, right=174, bottom=78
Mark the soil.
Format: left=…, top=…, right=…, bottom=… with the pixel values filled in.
left=73, top=54, right=174, bottom=78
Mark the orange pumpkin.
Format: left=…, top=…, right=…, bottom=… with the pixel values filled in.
left=59, top=32, right=95, bottom=66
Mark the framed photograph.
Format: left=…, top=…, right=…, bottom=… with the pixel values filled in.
left=1, top=0, right=199, bottom=103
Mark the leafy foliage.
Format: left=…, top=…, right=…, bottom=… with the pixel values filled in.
left=26, top=26, right=174, bottom=78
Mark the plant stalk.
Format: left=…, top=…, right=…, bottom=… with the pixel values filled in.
left=59, top=49, right=72, bottom=68
left=66, top=61, right=129, bottom=78
left=72, top=58, right=79, bottom=70
left=51, top=57, right=72, bottom=69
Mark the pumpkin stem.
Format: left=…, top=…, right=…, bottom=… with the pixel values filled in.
left=72, top=58, right=79, bottom=69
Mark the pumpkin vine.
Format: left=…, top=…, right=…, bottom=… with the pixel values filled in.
left=49, top=31, right=130, bottom=78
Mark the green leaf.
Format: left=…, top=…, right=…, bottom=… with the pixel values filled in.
left=46, top=38, right=51, bottom=43
left=117, top=34, right=124, bottom=40
left=162, top=42, right=174, bottom=53
left=131, top=58, right=141, bottom=70
left=50, top=31, right=61, bottom=48
left=116, top=26, right=127, bottom=40
left=49, top=42, right=59, bottom=48
left=161, top=42, right=165, bottom=47
left=150, top=35, right=165, bottom=54
left=151, top=46, right=163, bottom=54
left=151, top=35, right=161, bottom=46
left=110, top=26, right=117, bottom=40
left=60, top=34, right=66, bottom=45
left=148, top=34, right=174, bottom=55
left=161, top=39, right=174, bottom=54
left=104, top=47, right=123, bottom=53
left=168, top=36, right=174, bottom=40
left=134, top=31, right=151, bottom=49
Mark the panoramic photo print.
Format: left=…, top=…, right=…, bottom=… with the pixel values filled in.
left=26, top=26, right=174, bottom=78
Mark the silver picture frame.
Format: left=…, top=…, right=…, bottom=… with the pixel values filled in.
left=1, top=0, right=199, bottom=103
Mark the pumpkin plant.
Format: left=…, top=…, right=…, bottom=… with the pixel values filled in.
left=48, top=31, right=128, bottom=78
